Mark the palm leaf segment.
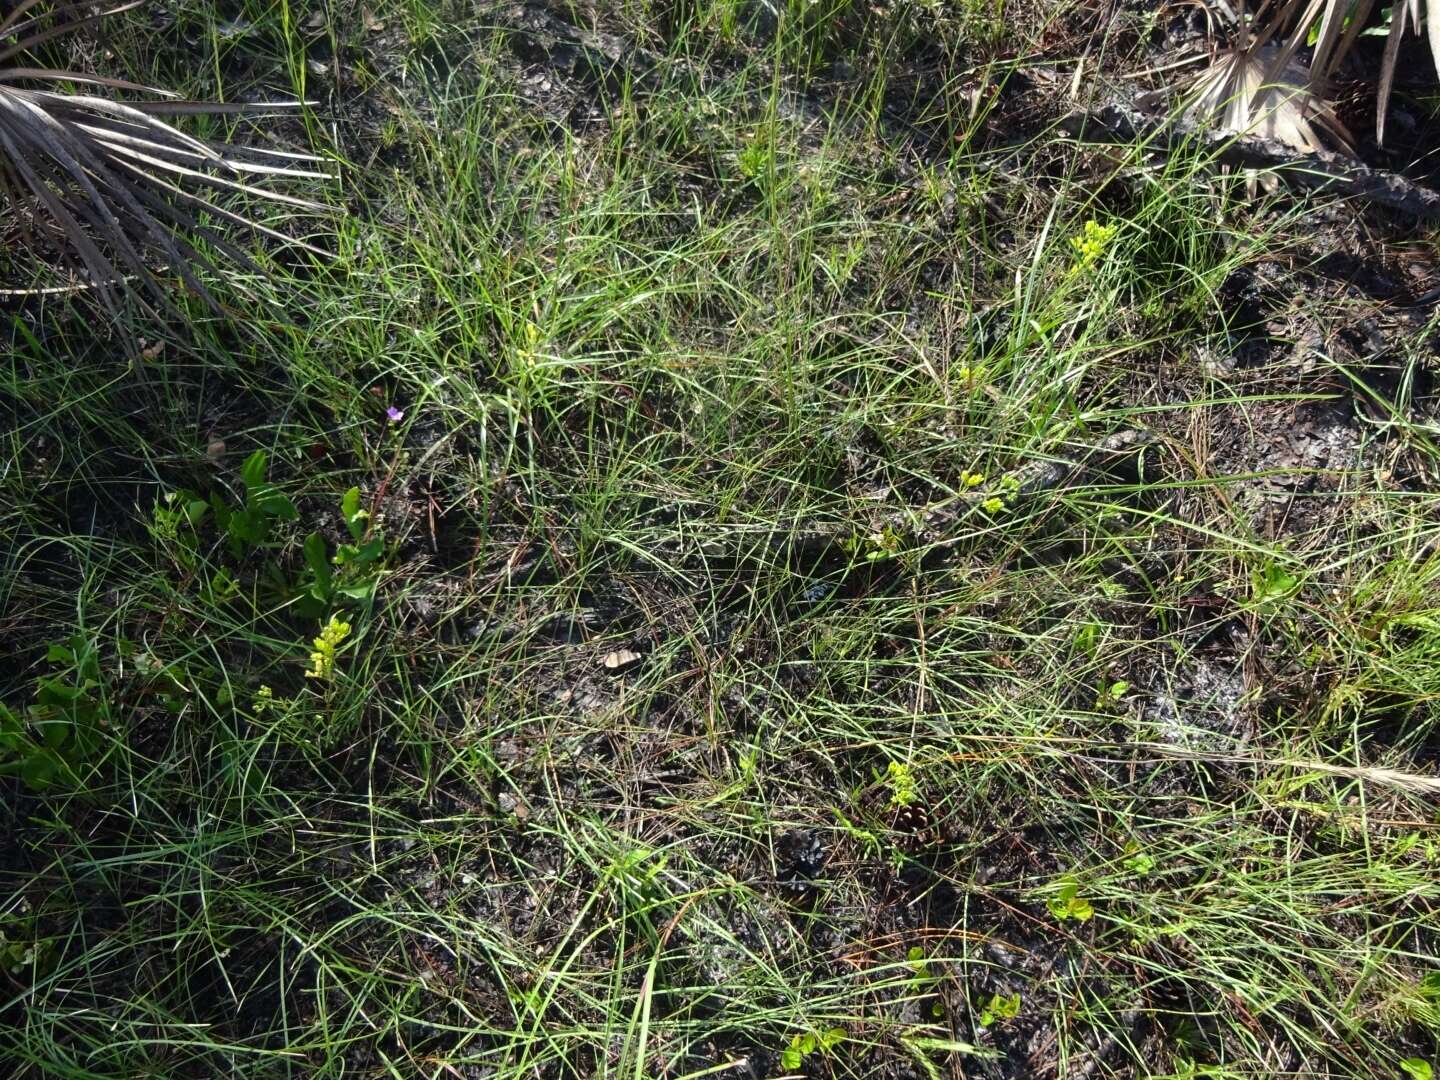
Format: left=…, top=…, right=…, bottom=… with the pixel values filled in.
left=0, top=0, right=329, bottom=315
left=1179, top=0, right=1440, bottom=150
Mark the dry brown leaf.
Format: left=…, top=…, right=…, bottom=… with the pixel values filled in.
left=602, top=648, right=642, bottom=672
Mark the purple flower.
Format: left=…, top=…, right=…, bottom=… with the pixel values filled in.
left=386, top=406, right=404, bottom=423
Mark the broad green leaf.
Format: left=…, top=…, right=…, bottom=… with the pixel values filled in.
left=19, top=749, right=62, bottom=790
left=1124, top=852, right=1156, bottom=876
left=305, top=533, right=333, bottom=593
left=36, top=678, right=84, bottom=704
left=258, top=493, right=298, bottom=521
left=292, top=594, right=327, bottom=621
left=210, top=492, right=232, bottom=529
left=241, top=450, right=268, bottom=490
left=336, top=538, right=384, bottom=566
left=227, top=509, right=263, bottom=546
left=0, top=703, right=22, bottom=734
left=1253, top=562, right=1301, bottom=606
left=342, top=487, right=365, bottom=540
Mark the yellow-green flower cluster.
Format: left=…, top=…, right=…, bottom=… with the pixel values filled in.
left=981, top=473, right=1023, bottom=517
left=1069, top=219, right=1116, bottom=267
left=885, top=761, right=917, bottom=808
left=304, top=615, right=352, bottom=680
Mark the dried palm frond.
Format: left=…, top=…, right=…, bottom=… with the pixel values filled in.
left=1223, top=0, right=1440, bottom=145
left=1176, top=43, right=1354, bottom=154
left=1308, top=0, right=1440, bottom=143
left=0, top=0, right=331, bottom=317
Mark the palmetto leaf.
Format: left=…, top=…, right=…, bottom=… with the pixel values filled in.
left=1302, top=0, right=1440, bottom=142
left=0, top=0, right=331, bottom=316
left=1261, top=0, right=1439, bottom=145
left=1177, top=44, right=1354, bottom=154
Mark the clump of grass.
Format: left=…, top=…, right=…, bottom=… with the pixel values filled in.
left=2, top=1, right=1438, bottom=1078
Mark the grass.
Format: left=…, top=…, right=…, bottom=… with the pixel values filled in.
left=2, top=1, right=1440, bottom=1077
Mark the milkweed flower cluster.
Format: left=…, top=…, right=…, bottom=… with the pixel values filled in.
left=305, top=615, right=352, bottom=680
left=885, top=761, right=917, bottom=808
left=1070, top=219, right=1116, bottom=268
left=981, top=473, right=1023, bottom=517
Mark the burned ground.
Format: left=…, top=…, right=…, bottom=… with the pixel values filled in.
left=3, top=1, right=1440, bottom=1077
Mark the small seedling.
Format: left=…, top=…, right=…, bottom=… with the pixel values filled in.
left=217, top=450, right=299, bottom=558
left=508, top=984, right=545, bottom=1018
left=831, top=809, right=883, bottom=858
left=842, top=525, right=903, bottom=562
left=154, top=450, right=297, bottom=564
left=1095, top=679, right=1130, bottom=710
left=1400, top=1059, right=1433, bottom=1080
left=737, top=137, right=769, bottom=182
left=0, top=636, right=108, bottom=791
left=149, top=490, right=210, bottom=572
left=978, top=991, right=1021, bottom=1027
left=1122, top=844, right=1156, bottom=877
left=301, top=487, right=386, bottom=611
left=0, top=918, right=53, bottom=980
left=1168, top=1058, right=1227, bottom=1079
left=821, top=236, right=866, bottom=288
left=1250, top=560, right=1302, bottom=610
left=1046, top=879, right=1095, bottom=923
left=905, top=946, right=944, bottom=1017
left=604, top=840, right=671, bottom=944
left=779, top=1025, right=845, bottom=1071
left=606, top=843, right=666, bottom=895
left=906, top=944, right=929, bottom=981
